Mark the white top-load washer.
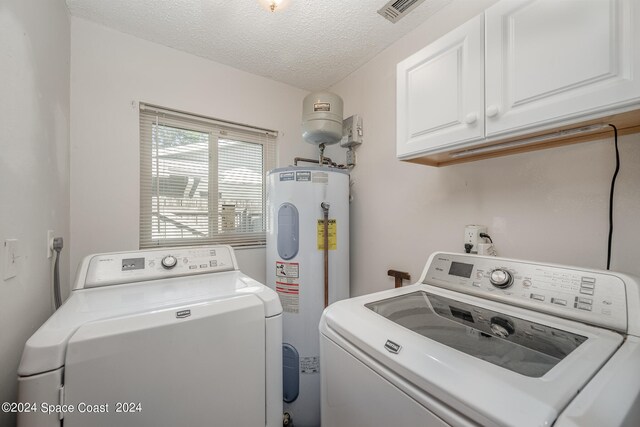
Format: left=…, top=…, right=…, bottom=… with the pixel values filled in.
left=17, top=245, right=282, bottom=427
left=320, top=252, right=640, bottom=427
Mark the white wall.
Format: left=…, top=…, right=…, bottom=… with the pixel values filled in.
left=69, top=2, right=640, bottom=298
left=70, top=18, right=315, bottom=282
left=329, top=0, right=640, bottom=297
left=0, top=1, right=70, bottom=425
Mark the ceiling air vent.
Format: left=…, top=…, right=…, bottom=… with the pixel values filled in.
left=378, top=0, right=427, bottom=23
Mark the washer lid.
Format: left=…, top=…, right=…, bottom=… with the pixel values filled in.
left=321, top=284, right=624, bottom=427
left=366, top=291, right=587, bottom=378
left=18, top=271, right=281, bottom=376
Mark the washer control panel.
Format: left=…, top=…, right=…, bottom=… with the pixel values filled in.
left=424, top=253, right=628, bottom=332
left=83, top=246, right=236, bottom=288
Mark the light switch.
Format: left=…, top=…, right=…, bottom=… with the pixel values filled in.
left=4, top=239, right=19, bottom=281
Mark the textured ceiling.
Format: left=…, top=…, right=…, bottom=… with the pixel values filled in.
left=65, top=0, right=451, bottom=91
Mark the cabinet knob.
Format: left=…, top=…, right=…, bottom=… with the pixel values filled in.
left=465, top=112, right=478, bottom=124
left=486, top=105, right=500, bottom=118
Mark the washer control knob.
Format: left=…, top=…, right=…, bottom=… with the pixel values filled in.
left=489, top=269, right=513, bottom=289
left=490, top=316, right=515, bottom=338
left=161, top=255, right=178, bottom=269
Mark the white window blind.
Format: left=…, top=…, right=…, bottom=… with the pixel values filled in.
left=139, top=104, right=277, bottom=249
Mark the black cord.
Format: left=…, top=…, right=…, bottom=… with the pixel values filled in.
left=53, top=237, right=64, bottom=309
left=479, top=233, right=493, bottom=243
left=54, top=249, right=62, bottom=308
left=607, top=124, right=619, bottom=270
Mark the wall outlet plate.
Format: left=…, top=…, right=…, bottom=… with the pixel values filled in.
left=4, top=239, right=19, bottom=280
left=47, top=230, right=54, bottom=259
left=464, top=225, right=487, bottom=254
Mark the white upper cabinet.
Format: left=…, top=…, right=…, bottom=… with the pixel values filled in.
left=485, top=0, right=640, bottom=137
left=397, top=15, right=484, bottom=159
left=397, top=0, right=640, bottom=165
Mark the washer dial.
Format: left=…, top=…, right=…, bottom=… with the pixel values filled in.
left=161, top=255, right=178, bottom=269
left=489, top=268, right=513, bottom=289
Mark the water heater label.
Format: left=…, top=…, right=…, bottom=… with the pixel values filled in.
left=276, top=280, right=299, bottom=313
left=317, top=220, right=337, bottom=250
left=312, top=172, right=328, bottom=184
left=279, top=172, right=295, bottom=181
left=276, top=261, right=299, bottom=278
left=313, top=102, right=330, bottom=112
left=296, top=171, right=311, bottom=181
left=300, top=356, right=320, bottom=374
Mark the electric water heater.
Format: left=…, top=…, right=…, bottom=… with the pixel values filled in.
left=266, top=166, right=349, bottom=427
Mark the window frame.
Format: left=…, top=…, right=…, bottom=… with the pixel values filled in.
left=139, top=104, right=277, bottom=249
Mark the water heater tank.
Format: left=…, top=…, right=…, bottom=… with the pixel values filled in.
left=266, top=166, right=350, bottom=427
left=302, top=92, right=343, bottom=145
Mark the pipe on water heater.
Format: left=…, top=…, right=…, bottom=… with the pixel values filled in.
left=321, top=202, right=330, bottom=308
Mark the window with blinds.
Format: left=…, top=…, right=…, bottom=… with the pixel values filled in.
left=139, top=104, right=277, bottom=249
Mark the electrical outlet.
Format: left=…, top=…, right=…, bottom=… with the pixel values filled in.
left=47, top=230, right=54, bottom=258
left=464, top=225, right=487, bottom=254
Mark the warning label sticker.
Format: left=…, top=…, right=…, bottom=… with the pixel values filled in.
left=317, top=219, right=337, bottom=250
left=300, top=356, right=320, bottom=374
left=276, top=261, right=299, bottom=278
left=276, top=280, right=299, bottom=313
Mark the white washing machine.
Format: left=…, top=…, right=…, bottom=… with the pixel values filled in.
left=17, top=245, right=282, bottom=427
left=320, top=252, right=640, bottom=427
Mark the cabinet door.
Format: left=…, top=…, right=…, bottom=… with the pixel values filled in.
left=397, top=15, right=484, bottom=159
left=485, top=0, right=640, bottom=137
